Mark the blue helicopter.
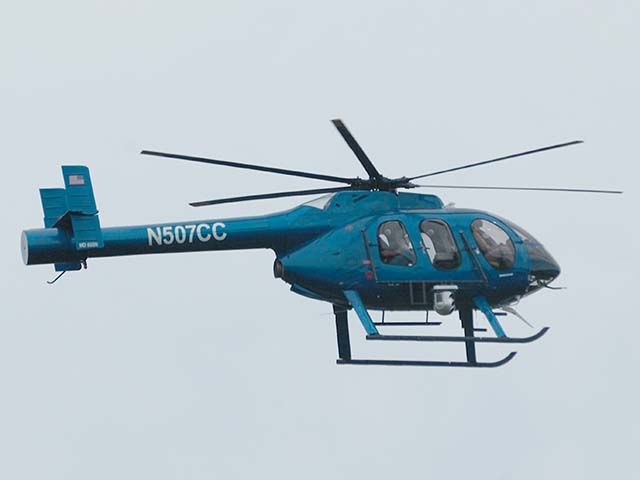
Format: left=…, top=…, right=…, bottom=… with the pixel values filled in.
left=21, top=120, right=622, bottom=368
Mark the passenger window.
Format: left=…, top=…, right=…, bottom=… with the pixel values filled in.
left=471, top=219, right=515, bottom=270
left=377, top=221, right=416, bottom=266
left=419, top=220, right=460, bottom=269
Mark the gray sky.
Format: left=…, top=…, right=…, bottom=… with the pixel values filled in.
left=2, top=1, right=638, bottom=478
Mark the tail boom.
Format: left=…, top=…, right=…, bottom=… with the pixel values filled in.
left=22, top=165, right=331, bottom=271
left=22, top=216, right=286, bottom=266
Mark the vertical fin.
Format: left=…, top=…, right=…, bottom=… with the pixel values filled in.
left=60, top=166, right=104, bottom=250
left=62, top=166, right=98, bottom=214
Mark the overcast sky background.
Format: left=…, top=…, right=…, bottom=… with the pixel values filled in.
left=1, top=1, right=638, bottom=478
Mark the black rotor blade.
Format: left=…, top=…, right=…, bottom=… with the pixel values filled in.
left=141, top=150, right=356, bottom=185
left=331, top=119, right=382, bottom=180
left=190, top=186, right=353, bottom=207
left=414, top=184, right=622, bottom=194
left=409, top=140, right=583, bottom=181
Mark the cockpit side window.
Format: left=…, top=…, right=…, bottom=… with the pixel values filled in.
left=377, top=221, right=416, bottom=267
left=419, top=220, right=460, bottom=269
left=471, top=219, right=515, bottom=270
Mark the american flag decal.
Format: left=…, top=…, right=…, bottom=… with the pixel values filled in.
left=68, top=174, right=85, bottom=185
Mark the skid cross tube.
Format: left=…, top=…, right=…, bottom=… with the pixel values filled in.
left=474, top=296, right=506, bottom=338
left=343, top=290, right=379, bottom=335
left=459, top=306, right=477, bottom=363
left=333, top=304, right=352, bottom=361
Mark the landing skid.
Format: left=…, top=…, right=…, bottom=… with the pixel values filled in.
left=334, top=291, right=548, bottom=368
left=366, top=327, right=549, bottom=344
left=337, top=352, right=517, bottom=368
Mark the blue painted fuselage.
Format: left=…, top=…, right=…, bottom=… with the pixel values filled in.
left=22, top=190, right=559, bottom=310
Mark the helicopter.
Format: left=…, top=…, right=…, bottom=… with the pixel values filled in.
left=21, top=119, right=622, bottom=368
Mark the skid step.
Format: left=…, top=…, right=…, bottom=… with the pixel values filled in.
left=337, top=352, right=517, bottom=368
left=366, top=327, right=549, bottom=344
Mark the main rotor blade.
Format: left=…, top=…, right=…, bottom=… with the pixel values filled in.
left=414, top=184, right=623, bottom=194
left=331, top=119, right=383, bottom=180
left=409, top=140, right=583, bottom=181
left=141, top=150, right=356, bottom=185
left=190, top=186, right=353, bottom=207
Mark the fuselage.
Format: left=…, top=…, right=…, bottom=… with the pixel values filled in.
left=22, top=190, right=559, bottom=311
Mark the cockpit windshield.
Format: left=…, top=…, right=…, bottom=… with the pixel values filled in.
left=493, top=215, right=560, bottom=281
left=490, top=217, right=560, bottom=282
left=501, top=219, right=538, bottom=243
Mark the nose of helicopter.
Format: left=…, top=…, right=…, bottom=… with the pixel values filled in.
left=527, top=242, right=560, bottom=281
